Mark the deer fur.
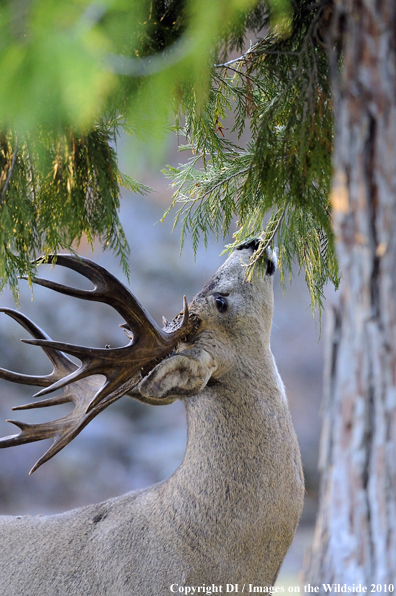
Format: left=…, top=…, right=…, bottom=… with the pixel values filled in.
left=0, top=244, right=304, bottom=595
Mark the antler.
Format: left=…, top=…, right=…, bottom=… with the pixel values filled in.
left=0, top=255, right=200, bottom=473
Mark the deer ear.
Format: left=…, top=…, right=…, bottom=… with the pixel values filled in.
left=138, top=348, right=217, bottom=400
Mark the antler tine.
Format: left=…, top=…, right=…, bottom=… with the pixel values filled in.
left=17, top=295, right=195, bottom=403
left=31, top=255, right=166, bottom=341
left=18, top=338, right=134, bottom=401
left=0, top=419, right=57, bottom=447
left=0, top=309, right=77, bottom=387
left=0, top=374, right=134, bottom=474
left=179, top=296, right=190, bottom=330
left=0, top=413, right=82, bottom=475
left=12, top=394, right=72, bottom=410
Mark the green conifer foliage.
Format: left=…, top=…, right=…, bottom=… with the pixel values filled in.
left=0, top=0, right=339, bottom=311
left=0, top=123, right=150, bottom=298
left=165, top=0, right=339, bottom=312
left=0, top=0, right=257, bottom=295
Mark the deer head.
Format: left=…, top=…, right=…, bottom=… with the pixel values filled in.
left=0, top=243, right=277, bottom=474
left=139, top=241, right=278, bottom=403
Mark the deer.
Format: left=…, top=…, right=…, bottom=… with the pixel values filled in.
left=0, top=241, right=304, bottom=596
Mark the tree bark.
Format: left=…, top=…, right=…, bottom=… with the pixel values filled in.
left=305, top=0, right=396, bottom=586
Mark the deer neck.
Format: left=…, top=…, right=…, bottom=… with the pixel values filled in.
left=168, top=348, right=295, bottom=506
left=153, top=345, right=302, bottom=570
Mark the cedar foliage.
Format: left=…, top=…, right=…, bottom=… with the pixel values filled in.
left=0, top=124, right=149, bottom=298
left=0, top=0, right=339, bottom=311
left=166, top=0, right=339, bottom=312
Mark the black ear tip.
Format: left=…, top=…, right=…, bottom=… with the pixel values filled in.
left=236, top=240, right=277, bottom=276
left=266, top=259, right=276, bottom=276
left=265, top=247, right=278, bottom=276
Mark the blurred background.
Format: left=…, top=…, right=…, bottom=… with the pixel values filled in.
left=0, top=135, right=331, bottom=585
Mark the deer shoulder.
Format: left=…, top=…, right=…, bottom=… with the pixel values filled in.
left=0, top=243, right=304, bottom=595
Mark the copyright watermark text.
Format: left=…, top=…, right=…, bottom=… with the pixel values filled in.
left=169, top=584, right=395, bottom=595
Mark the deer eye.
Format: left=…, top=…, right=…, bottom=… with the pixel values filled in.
left=214, top=294, right=228, bottom=313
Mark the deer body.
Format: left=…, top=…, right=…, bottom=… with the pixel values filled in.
left=0, top=245, right=304, bottom=595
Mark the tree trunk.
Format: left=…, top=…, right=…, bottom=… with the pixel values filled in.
left=305, top=0, right=396, bottom=586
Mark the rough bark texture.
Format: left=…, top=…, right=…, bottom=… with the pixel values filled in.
left=305, top=0, right=396, bottom=586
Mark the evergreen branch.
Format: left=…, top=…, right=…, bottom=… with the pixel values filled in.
left=214, top=43, right=259, bottom=68
left=215, top=48, right=301, bottom=66
left=165, top=0, right=338, bottom=316
left=262, top=207, right=286, bottom=251
left=195, top=166, right=250, bottom=202
left=0, top=123, right=147, bottom=295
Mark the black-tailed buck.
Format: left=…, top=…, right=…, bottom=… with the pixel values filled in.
left=0, top=243, right=304, bottom=595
